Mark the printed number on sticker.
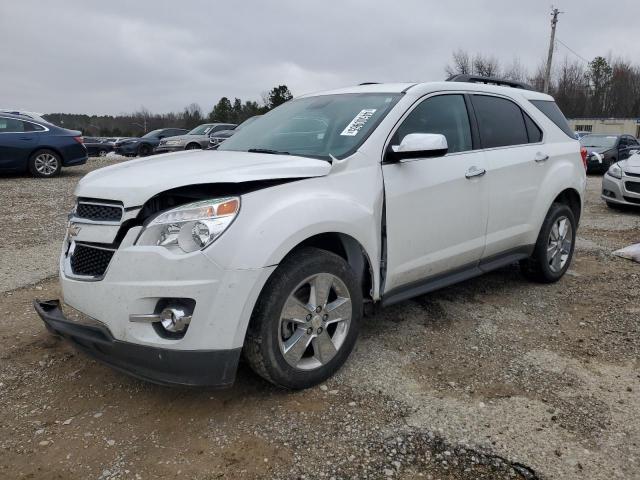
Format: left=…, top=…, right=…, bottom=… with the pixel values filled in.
left=340, top=109, right=377, bottom=136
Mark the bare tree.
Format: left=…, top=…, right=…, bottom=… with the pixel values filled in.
left=472, top=53, right=500, bottom=78
left=445, top=49, right=472, bottom=77
left=503, top=57, right=527, bottom=82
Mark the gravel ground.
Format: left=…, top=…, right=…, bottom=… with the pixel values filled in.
left=0, top=162, right=639, bottom=479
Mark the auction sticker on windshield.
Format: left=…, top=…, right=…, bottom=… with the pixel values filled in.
left=340, top=109, right=377, bottom=136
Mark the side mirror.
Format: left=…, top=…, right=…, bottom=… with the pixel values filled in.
left=387, top=133, right=448, bottom=162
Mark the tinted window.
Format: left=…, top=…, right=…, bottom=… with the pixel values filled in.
left=23, top=121, right=45, bottom=132
left=523, top=112, right=543, bottom=143
left=0, top=117, right=25, bottom=133
left=472, top=95, right=528, bottom=148
left=392, top=94, right=472, bottom=154
left=530, top=100, right=575, bottom=138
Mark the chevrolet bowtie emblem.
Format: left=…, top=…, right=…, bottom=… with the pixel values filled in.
left=67, top=223, right=81, bottom=238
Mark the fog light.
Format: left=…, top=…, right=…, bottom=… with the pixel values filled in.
left=160, top=307, right=192, bottom=333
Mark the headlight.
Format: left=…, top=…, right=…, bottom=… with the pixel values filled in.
left=137, top=197, right=240, bottom=253
left=607, top=162, right=622, bottom=179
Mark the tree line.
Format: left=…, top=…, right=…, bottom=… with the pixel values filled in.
left=44, top=85, right=293, bottom=137
left=445, top=50, right=640, bottom=119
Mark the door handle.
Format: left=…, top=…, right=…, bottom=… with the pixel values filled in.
left=534, top=152, right=549, bottom=162
left=465, top=166, right=486, bottom=179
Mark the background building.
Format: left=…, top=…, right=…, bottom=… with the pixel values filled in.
left=568, top=118, right=640, bottom=137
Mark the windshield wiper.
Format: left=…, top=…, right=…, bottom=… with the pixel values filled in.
left=248, top=148, right=290, bottom=155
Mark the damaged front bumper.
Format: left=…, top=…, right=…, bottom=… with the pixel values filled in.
left=34, top=299, right=241, bottom=388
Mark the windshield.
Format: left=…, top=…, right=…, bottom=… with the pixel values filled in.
left=218, top=93, right=401, bottom=159
left=188, top=124, right=214, bottom=135
left=142, top=129, right=163, bottom=138
left=580, top=135, right=618, bottom=148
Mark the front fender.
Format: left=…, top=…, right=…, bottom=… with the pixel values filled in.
left=205, top=171, right=383, bottom=296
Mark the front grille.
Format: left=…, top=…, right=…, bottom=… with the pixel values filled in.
left=625, top=181, right=640, bottom=194
left=70, top=244, right=115, bottom=277
left=623, top=196, right=640, bottom=205
left=625, top=171, right=640, bottom=178
left=76, top=201, right=123, bottom=222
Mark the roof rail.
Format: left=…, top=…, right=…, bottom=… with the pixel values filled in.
left=358, top=82, right=379, bottom=86
left=446, top=74, right=534, bottom=91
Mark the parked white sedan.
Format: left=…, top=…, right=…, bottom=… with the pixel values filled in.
left=602, top=152, right=640, bottom=208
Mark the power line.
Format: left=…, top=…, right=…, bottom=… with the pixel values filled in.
left=555, top=38, right=590, bottom=64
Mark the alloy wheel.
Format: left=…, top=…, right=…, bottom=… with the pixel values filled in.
left=547, top=216, right=572, bottom=273
left=34, top=153, right=59, bottom=176
left=278, top=273, right=352, bottom=370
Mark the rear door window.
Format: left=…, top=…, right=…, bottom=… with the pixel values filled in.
left=529, top=100, right=574, bottom=139
left=471, top=95, right=528, bottom=148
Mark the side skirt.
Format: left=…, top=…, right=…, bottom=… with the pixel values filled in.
left=381, top=246, right=533, bottom=307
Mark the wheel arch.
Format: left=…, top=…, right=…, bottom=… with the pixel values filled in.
left=280, top=232, right=375, bottom=303
left=30, top=145, right=64, bottom=161
left=552, top=187, right=582, bottom=223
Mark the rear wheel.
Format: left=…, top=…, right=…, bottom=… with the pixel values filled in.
left=244, top=247, right=362, bottom=389
left=520, top=203, right=576, bottom=283
left=98, top=149, right=108, bottom=157
left=28, top=150, right=62, bottom=178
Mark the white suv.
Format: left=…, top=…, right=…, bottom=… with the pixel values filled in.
left=35, top=78, right=586, bottom=389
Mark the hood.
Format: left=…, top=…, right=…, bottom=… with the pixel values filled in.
left=621, top=153, right=640, bottom=175
left=75, top=150, right=331, bottom=207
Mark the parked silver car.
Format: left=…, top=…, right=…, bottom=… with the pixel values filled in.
left=155, top=123, right=236, bottom=153
left=602, top=151, right=640, bottom=208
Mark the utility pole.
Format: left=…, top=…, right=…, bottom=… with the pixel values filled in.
left=544, top=7, right=562, bottom=93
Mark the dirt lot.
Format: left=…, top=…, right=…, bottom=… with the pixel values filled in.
left=1, top=159, right=639, bottom=479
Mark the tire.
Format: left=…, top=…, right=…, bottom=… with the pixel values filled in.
left=243, top=247, right=362, bottom=389
left=137, top=144, right=152, bottom=157
left=185, top=143, right=201, bottom=150
left=520, top=203, right=576, bottom=283
left=98, top=149, right=108, bottom=157
left=28, top=149, right=62, bottom=178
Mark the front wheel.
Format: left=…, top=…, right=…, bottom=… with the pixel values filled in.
left=243, top=247, right=362, bottom=389
left=520, top=203, right=576, bottom=283
left=137, top=144, right=152, bottom=157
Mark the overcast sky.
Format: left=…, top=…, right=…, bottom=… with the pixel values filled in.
left=1, top=0, right=638, bottom=116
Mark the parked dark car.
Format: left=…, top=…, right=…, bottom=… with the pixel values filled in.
left=155, top=123, right=236, bottom=153
left=581, top=134, right=640, bottom=173
left=113, top=128, right=188, bottom=157
left=208, top=116, right=261, bottom=148
left=84, top=137, right=114, bottom=157
left=0, top=112, right=87, bottom=177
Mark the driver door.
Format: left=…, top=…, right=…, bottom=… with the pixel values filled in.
left=382, top=94, right=489, bottom=295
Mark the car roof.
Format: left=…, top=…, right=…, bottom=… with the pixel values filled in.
left=300, top=81, right=554, bottom=101
left=0, top=111, right=46, bottom=123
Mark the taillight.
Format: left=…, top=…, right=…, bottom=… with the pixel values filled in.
left=580, top=147, right=588, bottom=170
left=73, top=136, right=84, bottom=144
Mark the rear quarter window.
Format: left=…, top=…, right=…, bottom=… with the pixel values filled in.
left=530, top=100, right=575, bottom=139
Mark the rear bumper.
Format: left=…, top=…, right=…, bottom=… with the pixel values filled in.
left=34, top=299, right=241, bottom=388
